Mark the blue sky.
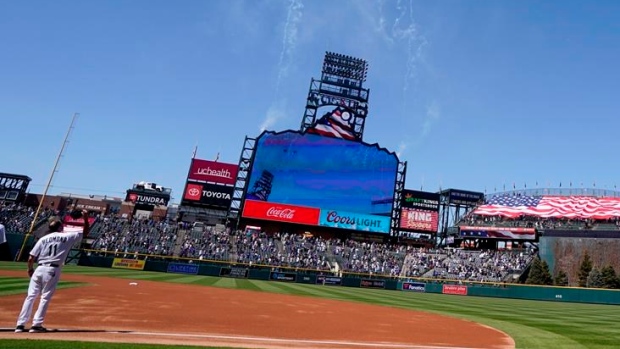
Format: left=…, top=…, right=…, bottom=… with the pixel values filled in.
left=2, top=0, right=619, bottom=203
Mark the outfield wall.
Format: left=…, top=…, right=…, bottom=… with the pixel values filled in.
left=77, top=253, right=620, bottom=305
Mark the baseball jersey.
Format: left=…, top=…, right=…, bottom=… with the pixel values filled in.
left=0, top=224, right=6, bottom=244
left=30, top=225, right=84, bottom=265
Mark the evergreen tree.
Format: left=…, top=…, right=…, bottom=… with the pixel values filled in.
left=600, top=266, right=620, bottom=289
left=526, top=257, right=542, bottom=284
left=539, top=260, right=553, bottom=285
left=577, top=251, right=593, bottom=287
left=586, top=268, right=603, bottom=288
left=554, top=270, right=569, bottom=286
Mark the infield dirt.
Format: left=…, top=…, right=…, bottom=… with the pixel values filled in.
left=0, top=270, right=515, bottom=349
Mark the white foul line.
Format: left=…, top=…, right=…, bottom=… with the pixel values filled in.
left=118, top=331, right=484, bottom=349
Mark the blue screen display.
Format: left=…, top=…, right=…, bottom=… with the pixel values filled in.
left=246, top=131, right=399, bottom=215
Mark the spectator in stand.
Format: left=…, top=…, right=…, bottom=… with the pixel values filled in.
left=0, top=221, right=10, bottom=261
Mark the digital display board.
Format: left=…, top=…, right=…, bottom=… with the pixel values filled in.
left=245, top=130, right=399, bottom=219
left=399, top=190, right=440, bottom=233
left=182, top=182, right=234, bottom=209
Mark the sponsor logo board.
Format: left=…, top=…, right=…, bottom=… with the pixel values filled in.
left=188, top=158, right=238, bottom=185
left=220, top=267, right=249, bottom=279
left=360, top=279, right=386, bottom=289
left=400, top=208, right=439, bottom=232
left=319, top=210, right=390, bottom=234
left=442, top=284, right=468, bottom=296
left=401, top=190, right=440, bottom=211
left=270, top=271, right=297, bottom=282
left=167, top=263, right=199, bottom=275
left=316, top=275, right=342, bottom=286
left=112, top=258, right=145, bottom=270
left=242, top=200, right=320, bottom=225
left=183, top=182, right=234, bottom=208
left=125, top=191, right=169, bottom=206
left=402, top=282, right=426, bottom=292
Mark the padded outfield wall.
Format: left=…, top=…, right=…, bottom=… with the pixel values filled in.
left=539, top=233, right=620, bottom=285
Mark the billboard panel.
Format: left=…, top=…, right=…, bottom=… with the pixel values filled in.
left=188, top=158, right=238, bottom=185
left=245, top=130, right=398, bottom=217
left=399, top=208, right=439, bottom=232
left=242, top=199, right=320, bottom=225
left=449, top=189, right=484, bottom=205
left=182, top=182, right=233, bottom=209
left=459, top=226, right=537, bottom=240
left=125, top=191, right=169, bottom=206
left=401, top=190, right=440, bottom=211
left=318, top=209, right=390, bottom=234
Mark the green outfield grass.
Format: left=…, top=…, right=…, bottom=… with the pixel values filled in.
left=1, top=261, right=619, bottom=349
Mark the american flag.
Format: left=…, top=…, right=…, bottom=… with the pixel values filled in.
left=473, top=195, right=620, bottom=219
left=307, top=107, right=358, bottom=141
left=459, top=227, right=536, bottom=240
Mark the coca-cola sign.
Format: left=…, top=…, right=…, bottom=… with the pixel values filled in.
left=242, top=200, right=320, bottom=225
left=188, top=158, right=238, bottom=185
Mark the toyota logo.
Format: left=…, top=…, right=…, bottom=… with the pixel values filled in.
left=188, top=188, right=200, bottom=196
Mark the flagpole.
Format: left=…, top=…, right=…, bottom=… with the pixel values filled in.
left=16, top=113, right=79, bottom=261
left=180, top=145, right=198, bottom=207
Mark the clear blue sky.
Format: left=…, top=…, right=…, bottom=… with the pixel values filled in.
left=2, top=0, right=619, bottom=203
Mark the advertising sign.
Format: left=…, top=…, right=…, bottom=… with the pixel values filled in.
left=318, top=209, right=391, bottom=234
left=220, top=267, right=249, bottom=278
left=269, top=271, right=297, bottom=282
left=242, top=199, right=320, bottom=225
left=442, top=284, right=468, bottom=296
left=183, top=182, right=234, bottom=208
left=449, top=190, right=484, bottom=205
left=459, top=226, right=537, bottom=240
left=360, top=279, right=386, bottom=289
left=167, top=263, right=199, bottom=275
left=402, top=282, right=426, bottom=292
left=316, top=275, right=343, bottom=286
left=400, top=208, right=439, bottom=232
left=112, top=258, right=145, bottom=270
left=125, top=191, right=169, bottom=206
left=188, top=158, right=238, bottom=185
left=401, top=190, right=440, bottom=211
left=62, top=215, right=97, bottom=226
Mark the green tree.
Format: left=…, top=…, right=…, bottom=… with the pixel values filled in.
left=600, top=265, right=620, bottom=289
left=577, top=251, right=593, bottom=287
left=539, top=260, right=553, bottom=285
left=587, top=268, right=603, bottom=288
left=526, top=257, right=542, bottom=284
left=554, top=269, right=569, bottom=286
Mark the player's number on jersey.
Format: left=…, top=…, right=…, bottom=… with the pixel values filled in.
left=47, top=243, right=58, bottom=257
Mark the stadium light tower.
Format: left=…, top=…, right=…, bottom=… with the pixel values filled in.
left=300, top=52, right=370, bottom=141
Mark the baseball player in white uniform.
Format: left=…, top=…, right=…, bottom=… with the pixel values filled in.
left=15, top=210, right=90, bottom=333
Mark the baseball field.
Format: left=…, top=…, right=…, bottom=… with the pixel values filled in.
left=0, top=261, right=619, bottom=349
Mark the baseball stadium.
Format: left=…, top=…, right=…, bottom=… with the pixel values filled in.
left=1, top=52, right=620, bottom=349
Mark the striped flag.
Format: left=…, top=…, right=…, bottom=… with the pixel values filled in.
left=473, top=195, right=620, bottom=219
left=307, top=107, right=358, bottom=141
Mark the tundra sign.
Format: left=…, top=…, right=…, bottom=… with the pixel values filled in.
left=182, top=181, right=234, bottom=209
left=125, top=191, right=169, bottom=206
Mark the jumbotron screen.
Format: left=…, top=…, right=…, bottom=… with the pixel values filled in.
left=246, top=130, right=399, bottom=216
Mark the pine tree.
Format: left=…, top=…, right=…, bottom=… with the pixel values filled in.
left=600, top=266, right=620, bottom=289
left=554, top=270, right=569, bottom=286
left=539, top=260, right=553, bottom=285
left=526, top=257, right=542, bottom=284
left=587, top=268, right=603, bottom=288
left=577, top=251, right=593, bottom=287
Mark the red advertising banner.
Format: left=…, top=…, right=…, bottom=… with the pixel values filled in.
left=400, top=208, right=439, bottom=232
left=442, top=284, right=468, bottom=296
left=188, top=158, right=238, bottom=185
left=242, top=200, right=320, bottom=225
left=63, top=215, right=97, bottom=226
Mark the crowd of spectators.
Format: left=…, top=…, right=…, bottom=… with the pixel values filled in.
left=0, top=203, right=56, bottom=233
left=1, top=204, right=537, bottom=282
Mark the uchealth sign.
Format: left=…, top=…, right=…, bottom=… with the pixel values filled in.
left=400, top=207, right=439, bottom=232
left=125, top=191, right=169, bottom=206
left=242, top=200, right=320, bottom=225
left=319, top=210, right=390, bottom=234
left=188, top=158, right=238, bottom=185
left=183, top=182, right=234, bottom=208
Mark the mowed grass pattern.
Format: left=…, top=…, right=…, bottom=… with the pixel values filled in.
left=1, top=261, right=620, bottom=348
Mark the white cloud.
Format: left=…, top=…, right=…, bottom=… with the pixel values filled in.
left=422, top=100, right=440, bottom=137
left=260, top=102, right=287, bottom=132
